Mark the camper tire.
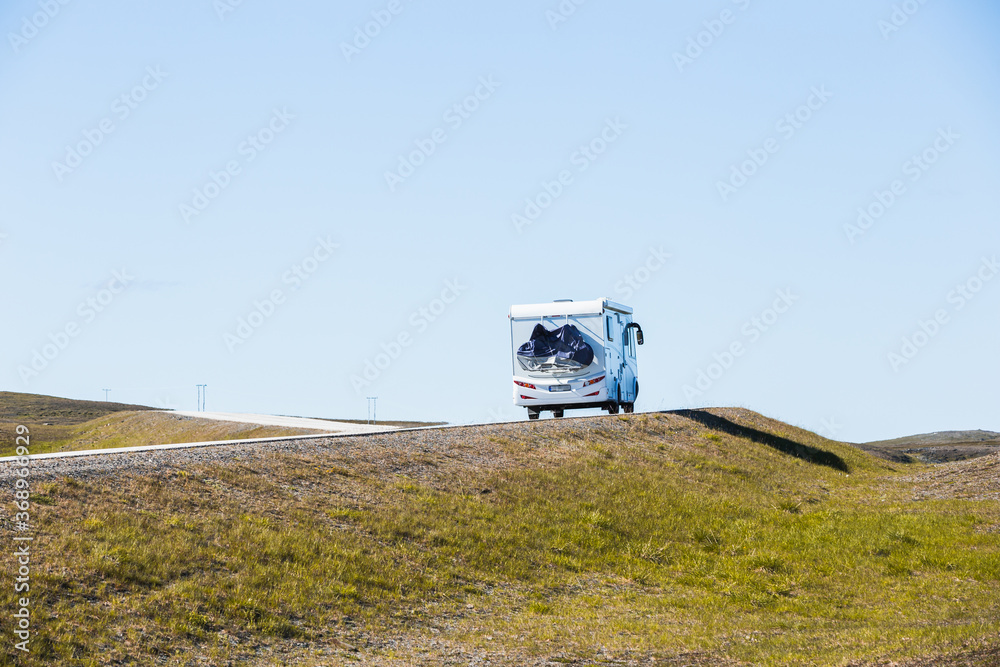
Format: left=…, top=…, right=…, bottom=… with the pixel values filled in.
left=553, top=409, right=564, bottom=419
left=622, top=381, right=638, bottom=413
left=607, top=386, right=621, bottom=415
left=527, top=408, right=540, bottom=420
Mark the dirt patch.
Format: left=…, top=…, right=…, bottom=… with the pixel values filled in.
left=897, top=452, right=1000, bottom=501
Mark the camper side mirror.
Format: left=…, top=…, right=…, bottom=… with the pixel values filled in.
left=628, top=323, right=644, bottom=346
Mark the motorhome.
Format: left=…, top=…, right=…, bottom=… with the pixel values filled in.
left=509, top=298, right=643, bottom=420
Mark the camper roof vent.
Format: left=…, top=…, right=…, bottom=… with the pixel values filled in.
left=553, top=299, right=574, bottom=302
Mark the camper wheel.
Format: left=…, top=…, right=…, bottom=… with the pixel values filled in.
left=527, top=408, right=540, bottom=420
left=553, top=409, right=564, bottom=418
left=621, top=381, right=638, bottom=413
left=607, top=386, right=621, bottom=415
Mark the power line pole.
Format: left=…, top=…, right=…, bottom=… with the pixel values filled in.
left=366, top=396, right=378, bottom=425
left=102, top=389, right=110, bottom=402
left=196, top=384, right=207, bottom=412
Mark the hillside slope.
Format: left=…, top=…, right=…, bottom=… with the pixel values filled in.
left=0, top=391, right=155, bottom=456
left=0, top=392, right=428, bottom=455
left=861, top=429, right=1000, bottom=463
left=0, top=392, right=326, bottom=456
left=1, top=409, right=997, bottom=666
left=0, top=410, right=326, bottom=457
left=0, top=390, right=154, bottom=425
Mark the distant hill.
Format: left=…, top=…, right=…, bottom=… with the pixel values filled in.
left=0, top=391, right=157, bottom=455
left=0, top=392, right=327, bottom=456
left=860, top=430, right=1000, bottom=463
left=866, top=430, right=1000, bottom=448
left=0, top=391, right=155, bottom=425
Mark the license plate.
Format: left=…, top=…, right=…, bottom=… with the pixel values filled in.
left=549, top=385, right=571, bottom=392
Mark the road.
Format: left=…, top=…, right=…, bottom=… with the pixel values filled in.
left=170, top=411, right=393, bottom=434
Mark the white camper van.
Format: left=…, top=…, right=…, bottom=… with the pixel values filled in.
left=509, top=298, right=643, bottom=420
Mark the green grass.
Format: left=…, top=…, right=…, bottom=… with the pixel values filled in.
left=2, top=410, right=997, bottom=665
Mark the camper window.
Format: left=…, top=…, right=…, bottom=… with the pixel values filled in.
left=606, top=316, right=613, bottom=341
left=512, top=315, right=604, bottom=379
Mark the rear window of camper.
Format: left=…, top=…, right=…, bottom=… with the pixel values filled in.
left=512, top=315, right=604, bottom=378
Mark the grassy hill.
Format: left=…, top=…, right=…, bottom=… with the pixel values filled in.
left=2, top=408, right=998, bottom=665
left=0, top=390, right=156, bottom=424
left=0, top=391, right=156, bottom=456
left=0, top=392, right=324, bottom=456
left=0, top=410, right=326, bottom=457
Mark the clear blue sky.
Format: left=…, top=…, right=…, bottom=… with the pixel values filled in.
left=2, top=0, right=997, bottom=442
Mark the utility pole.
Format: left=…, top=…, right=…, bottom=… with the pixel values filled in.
left=196, top=385, right=207, bottom=412
left=366, top=396, right=378, bottom=425
left=102, top=389, right=110, bottom=402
